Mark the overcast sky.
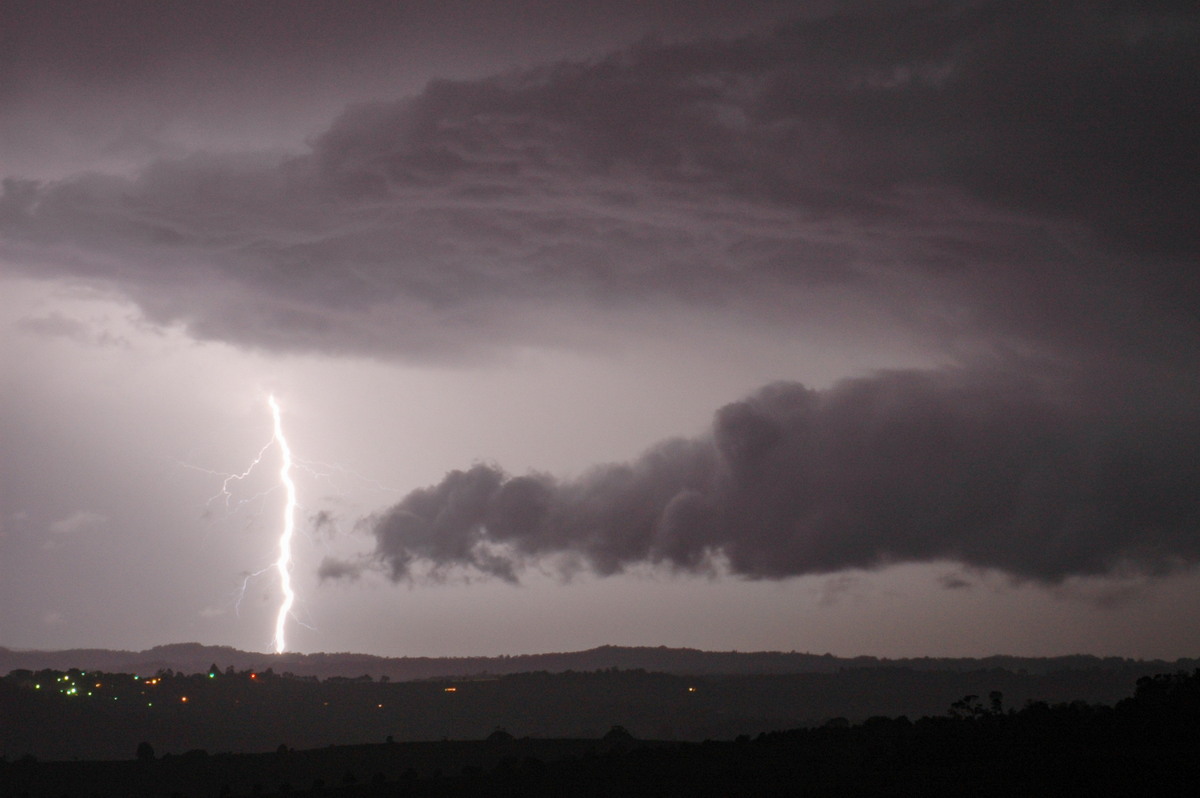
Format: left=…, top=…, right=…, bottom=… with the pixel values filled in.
left=2, top=0, right=1198, bottom=660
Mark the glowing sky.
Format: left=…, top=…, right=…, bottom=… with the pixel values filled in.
left=2, top=0, right=1199, bottom=659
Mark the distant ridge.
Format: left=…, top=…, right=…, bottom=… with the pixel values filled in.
left=2, top=643, right=1195, bottom=680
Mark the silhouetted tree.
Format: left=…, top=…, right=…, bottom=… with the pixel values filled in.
left=136, top=741, right=155, bottom=762
left=603, top=725, right=635, bottom=741
left=487, top=727, right=514, bottom=743
left=949, top=694, right=985, bottom=719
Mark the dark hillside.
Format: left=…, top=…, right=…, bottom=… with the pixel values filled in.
left=3, top=670, right=1198, bottom=797
left=0, top=664, right=1171, bottom=761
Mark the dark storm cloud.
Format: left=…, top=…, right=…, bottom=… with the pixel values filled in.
left=2, top=2, right=1196, bottom=364
left=344, top=368, right=1200, bottom=584
left=316, top=0, right=1199, bottom=254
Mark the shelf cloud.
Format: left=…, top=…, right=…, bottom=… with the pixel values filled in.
left=327, top=366, right=1200, bottom=584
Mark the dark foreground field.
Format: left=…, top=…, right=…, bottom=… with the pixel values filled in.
left=0, top=663, right=1170, bottom=761
left=4, top=670, right=1200, bottom=797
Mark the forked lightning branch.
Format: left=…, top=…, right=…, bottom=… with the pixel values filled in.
left=208, top=395, right=300, bottom=654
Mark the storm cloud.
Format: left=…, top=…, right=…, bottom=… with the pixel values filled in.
left=5, top=1, right=1200, bottom=656
left=2, top=1, right=1196, bottom=365
left=341, top=367, right=1200, bottom=584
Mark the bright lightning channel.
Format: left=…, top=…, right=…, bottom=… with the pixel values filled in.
left=268, top=395, right=297, bottom=654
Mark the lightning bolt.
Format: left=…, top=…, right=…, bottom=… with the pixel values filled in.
left=268, top=394, right=297, bottom=654
left=184, top=394, right=375, bottom=651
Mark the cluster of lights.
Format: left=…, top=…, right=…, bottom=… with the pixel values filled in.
left=25, top=668, right=457, bottom=715
left=50, top=674, right=85, bottom=696
left=32, top=673, right=121, bottom=700
left=29, top=670, right=209, bottom=708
